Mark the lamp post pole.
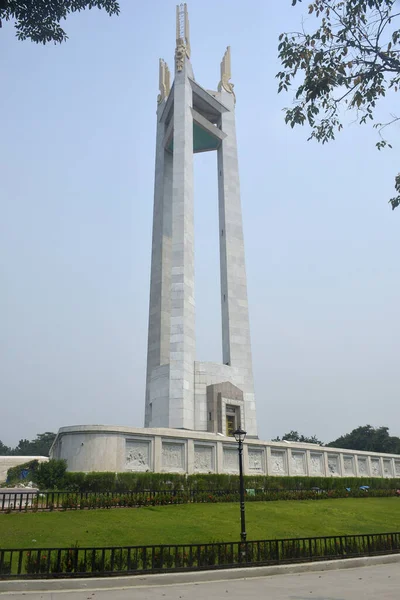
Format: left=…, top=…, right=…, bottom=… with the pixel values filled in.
left=234, top=427, right=247, bottom=542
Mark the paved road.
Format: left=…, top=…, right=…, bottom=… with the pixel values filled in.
left=0, top=563, right=399, bottom=600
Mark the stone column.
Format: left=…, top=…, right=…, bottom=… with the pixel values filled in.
left=287, top=448, right=293, bottom=476
left=187, top=439, right=195, bottom=475
left=266, top=446, right=272, bottom=476
left=216, top=441, right=224, bottom=474
left=354, top=454, right=360, bottom=477
left=303, top=451, right=309, bottom=477
left=338, top=453, right=345, bottom=477
left=243, top=443, right=249, bottom=476
left=154, top=436, right=162, bottom=472
left=217, top=90, right=257, bottom=437
left=305, top=450, right=312, bottom=476
left=323, top=450, right=330, bottom=477
left=169, top=57, right=195, bottom=429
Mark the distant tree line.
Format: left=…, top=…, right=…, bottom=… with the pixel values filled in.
left=272, top=431, right=324, bottom=445
left=273, top=425, right=400, bottom=454
left=0, top=432, right=56, bottom=457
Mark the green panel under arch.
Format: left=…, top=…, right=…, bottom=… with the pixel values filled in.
left=167, top=122, right=221, bottom=153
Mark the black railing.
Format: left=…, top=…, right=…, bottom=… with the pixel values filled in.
left=0, top=489, right=221, bottom=512
left=1, top=487, right=399, bottom=512
left=1, top=532, right=399, bottom=579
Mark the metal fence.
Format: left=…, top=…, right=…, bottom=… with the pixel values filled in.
left=1, top=488, right=397, bottom=512
left=0, top=489, right=230, bottom=511
left=1, top=532, right=399, bottom=579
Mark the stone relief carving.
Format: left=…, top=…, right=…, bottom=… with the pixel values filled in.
left=328, top=455, right=339, bottom=475
left=271, top=451, right=286, bottom=475
left=218, top=46, right=235, bottom=102
left=162, top=443, right=184, bottom=470
left=357, top=457, right=368, bottom=475
left=248, top=449, right=264, bottom=473
left=371, top=458, right=381, bottom=476
left=175, top=40, right=186, bottom=72
left=291, top=452, right=306, bottom=475
left=310, top=453, right=323, bottom=476
left=343, top=456, right=354, bottom=475
left=194, top=445, right=214, bottom=473
left=157, top=59, right=170, bottom=104
left=175, top=3, right=190, bottom=71
left=395, top=461, right=400, bottom=476
left=383, top=459, right=392, bottom=477
left=223, top=447, right=239, bottom=473
left=125, top=441, right=150, bottom=472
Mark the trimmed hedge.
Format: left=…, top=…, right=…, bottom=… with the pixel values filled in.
left=8, top=460, right=400, bottom=492
left=62, top=472, right=400, bottom=493
left=44, top=465, right=400, bottom=492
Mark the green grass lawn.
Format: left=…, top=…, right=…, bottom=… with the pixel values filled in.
left=1, top=498, right=399, bottom=549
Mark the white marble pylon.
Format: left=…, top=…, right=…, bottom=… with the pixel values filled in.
left=145, top=5, right=257, bottom=437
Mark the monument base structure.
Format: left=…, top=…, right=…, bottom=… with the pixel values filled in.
left=50, top=425, right=400, bottom=478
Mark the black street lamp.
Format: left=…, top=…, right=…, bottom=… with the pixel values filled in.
left=234, top=427, right=247, bottom=542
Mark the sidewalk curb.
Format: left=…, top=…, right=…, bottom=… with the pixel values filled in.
left=1, top=554, right=400, bottom=594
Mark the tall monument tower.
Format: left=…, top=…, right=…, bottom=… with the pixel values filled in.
left=145, top=4, right=257, bottom=438
left=51, top=4, right=400, bottom=478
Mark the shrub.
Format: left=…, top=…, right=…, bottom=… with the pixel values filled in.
left=35, top=460, right=67, bottom=490
left=6, top=460, right=40, bottom=485
left=18, top=468, right=400, bottom=495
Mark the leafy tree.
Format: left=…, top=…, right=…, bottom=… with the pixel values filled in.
left=0, top=440, right=11, bottom=455
left=327, top=424, right=400, bottom=453
left=272, top=430, right=323, bottom=444
left=0, top=0, right=120, bottom=44
left=35, top=459, right=67, bottom=490
left=12, top=432, right=56, bottom=457
left=12, top=439, right=31, bottom=456
left=32, top=432, right=57, bottom=456
left=277, top=0, right=400, bottom=210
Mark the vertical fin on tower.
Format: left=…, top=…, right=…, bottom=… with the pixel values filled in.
left=157, top=58, right=171, bottom=104
left=175, top=3, right=191, bottom=72
left=218, top=46, right=235, bottom=102
left=184, top=3, right=191, bottom=58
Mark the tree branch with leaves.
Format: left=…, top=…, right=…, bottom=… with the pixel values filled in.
left=277, top=0, right=400, bottom=210
left=0, top=0, right=120, bottom=44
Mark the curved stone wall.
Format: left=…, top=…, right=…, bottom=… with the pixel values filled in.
left=50, top=425, right=400, bottom=478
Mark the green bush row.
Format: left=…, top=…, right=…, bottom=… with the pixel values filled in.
left=61, top=472, right=400, bottom=493
left=9, top=460, right=400, bottom=492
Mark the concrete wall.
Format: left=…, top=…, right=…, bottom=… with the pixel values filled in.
left=51, top=425, right=400, bottom=478
left=0, top=456, right=49, bottom=483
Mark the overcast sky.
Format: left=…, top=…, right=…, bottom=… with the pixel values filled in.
left=1, top=0, right=399, bottom=448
